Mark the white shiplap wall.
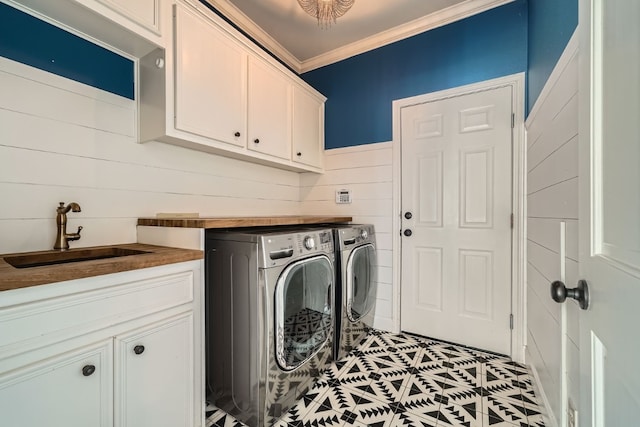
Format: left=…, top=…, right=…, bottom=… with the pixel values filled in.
left=0, top=57, right=301, bottom=254
left=299, top=142, right=394, bottom=331
left=525, top=33, right=580, bottom=427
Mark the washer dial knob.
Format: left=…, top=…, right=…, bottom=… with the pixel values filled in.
left=303, top=236, right=315, bottom=250
left=360, top=229, right=368, bottom=240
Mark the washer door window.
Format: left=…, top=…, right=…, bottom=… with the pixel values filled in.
left=275, top=255, right=333, bottom=371
left=346, top=244, right=377, bottom=322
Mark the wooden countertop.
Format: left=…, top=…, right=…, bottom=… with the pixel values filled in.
left=137, top=215, right=352, bottom=228
left=0, top=244, right=203, bottom=292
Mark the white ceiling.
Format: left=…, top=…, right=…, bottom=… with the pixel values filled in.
left=204, top=0, right=513, bottom=73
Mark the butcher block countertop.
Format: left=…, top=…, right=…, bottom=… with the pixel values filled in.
left=0, top=243, right=203, bottom=292
left=137, top=215, right=352, bottom=228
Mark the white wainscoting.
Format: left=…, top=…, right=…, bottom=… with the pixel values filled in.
left=525, top=32, right=579, bottom=427
left=299, top=142, right=394, bottom=331
left=0, top=56, right=301, bottom=254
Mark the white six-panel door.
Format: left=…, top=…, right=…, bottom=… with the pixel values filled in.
left=400, top=85, right=513, bottom=355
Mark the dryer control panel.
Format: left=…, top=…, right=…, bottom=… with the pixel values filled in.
left=260, top=229, right=334, bottom=268
left=337, top=224, right=375, bottom=250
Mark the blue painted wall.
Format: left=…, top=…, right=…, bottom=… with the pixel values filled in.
left=0, top=3, right=134, bottom=99
left=0, top=0, right=578, bottom=141
left=302, top=0, right=528, bottom=149
left=527, top=0, right=578, bottom=112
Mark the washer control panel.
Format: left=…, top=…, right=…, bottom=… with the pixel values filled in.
left=296, top=230, right=333, bottom=252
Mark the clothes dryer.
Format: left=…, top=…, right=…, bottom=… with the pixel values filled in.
left=205, top=227, right=334, bottom=426
left=333, top=224, right=377, bottom=361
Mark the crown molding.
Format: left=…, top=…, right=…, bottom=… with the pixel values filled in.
left=300, top=0, right=515, bottom=72
left=202, top=0, right=302, bottom=72
left=202, top=0, right=515, bottom=74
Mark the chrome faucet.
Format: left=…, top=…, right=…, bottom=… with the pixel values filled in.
left=54, top=202, right=83, bottom=251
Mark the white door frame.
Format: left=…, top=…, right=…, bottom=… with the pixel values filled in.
left=391, top=73, right=526, bottom=362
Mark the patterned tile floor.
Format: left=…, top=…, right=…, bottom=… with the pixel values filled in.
left=206, top=330, right=545, bottom=427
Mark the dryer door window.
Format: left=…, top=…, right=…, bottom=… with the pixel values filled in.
left=275, top=255, right=333, bottom=371
left=346, top=244, right=377, bottom=322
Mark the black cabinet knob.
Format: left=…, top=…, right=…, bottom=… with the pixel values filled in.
left=297, top=152, right=302, bottom=157
left=234, top=131, right=241, bottom=137
left=404, top=212, right=413, bottom=219
left=550, top=280, right=590, bottom=310
left=403, top=229, right=412, bottom=237
left=254, top=138, right=260, bottom=144
left=82, top=365, right=96, bottom=377
left=133, top=345, right=145, bottom=355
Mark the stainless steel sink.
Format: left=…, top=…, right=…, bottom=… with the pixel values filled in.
left=4, top=247, right=150, bottom=269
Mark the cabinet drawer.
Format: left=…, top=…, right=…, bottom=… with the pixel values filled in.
left=0, top=271, right=194, bottom=351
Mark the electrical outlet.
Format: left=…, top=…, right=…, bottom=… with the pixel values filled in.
left=568, top=399, right=578, bottom=427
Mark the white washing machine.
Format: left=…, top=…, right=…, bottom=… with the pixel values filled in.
left=205, top=227, right=335, bottom=426
left=333, top=224, right=377, bottom=361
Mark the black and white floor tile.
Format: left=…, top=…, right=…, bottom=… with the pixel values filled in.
left=206, top=330, right=546, bottom=427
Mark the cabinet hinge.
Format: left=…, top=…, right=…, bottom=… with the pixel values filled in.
left=511, top=113, right=515, bottom=129
left=510, top=314, right=514, bottom=330
left=510, top=213, right=514, bottom=229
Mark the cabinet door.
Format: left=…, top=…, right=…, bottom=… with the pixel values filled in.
left=292, top=86, right=324, bottom=169
left=114, top=313, right=194, bottom=427
left=96, top=0, right=160, bottom=34
left=0, top=340, right=113, bottom=427
left=247, top=57, right=291, bottom=159
left=174, top=4, right=247, bottom=147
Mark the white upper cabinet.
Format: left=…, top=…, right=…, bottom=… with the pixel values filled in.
left=139, top=1, right=326, bottom=173
left=292, top=85, right=324, bottom=169
left=96, top=0, right=160, bottom=34
left=248, top=57, right=292, bottom=160
left=11, top=0, right=165, bottom=57
left=174, top=4, right=247, bottom=148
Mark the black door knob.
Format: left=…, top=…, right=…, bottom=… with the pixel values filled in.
left=550, top=280, right=590, bottom=310
left=297, top=152, right=302, bottom=157
left=234, top=131, right=241, bottom=137
left=404, top=212, right=413, bottom=219
left=254, top=138, right=260, bottom=144
left=403, top=229, right=412, bottom=237
left=82, top=365, right=96, bottom=377
left=133, top=345, right=145, bottom=355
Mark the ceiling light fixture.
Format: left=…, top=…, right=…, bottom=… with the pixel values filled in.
left=297, top=0, right=355, bottom=29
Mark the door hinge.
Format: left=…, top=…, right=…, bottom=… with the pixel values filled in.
left=510, top=213, right=514, bottom=229
left=511, top=113, right=515, bottom=129
left=510, top=314, right=514, bottom=330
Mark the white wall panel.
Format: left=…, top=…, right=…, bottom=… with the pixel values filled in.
left=528, top=218, right=579, bottom=261
left=526, top=52, right=579, bottom=148
left=0, top=58, right=301, bottom=254
left=525, top=34, right=579, bottom=427
left=300, top=142, right=394, bottom=331
left=527, top=177, right=579, bottom=220
left=528, top=135, right=579, bottom=195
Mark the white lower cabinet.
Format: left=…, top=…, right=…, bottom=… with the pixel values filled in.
left=115, top=313, right=194, bottom=427
left=0, top=340, right=114, bottom=427
left=0, top=261, right=203, bottom=427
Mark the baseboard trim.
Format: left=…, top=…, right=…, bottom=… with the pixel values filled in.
left=527, top=360, right=559, bottom=427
